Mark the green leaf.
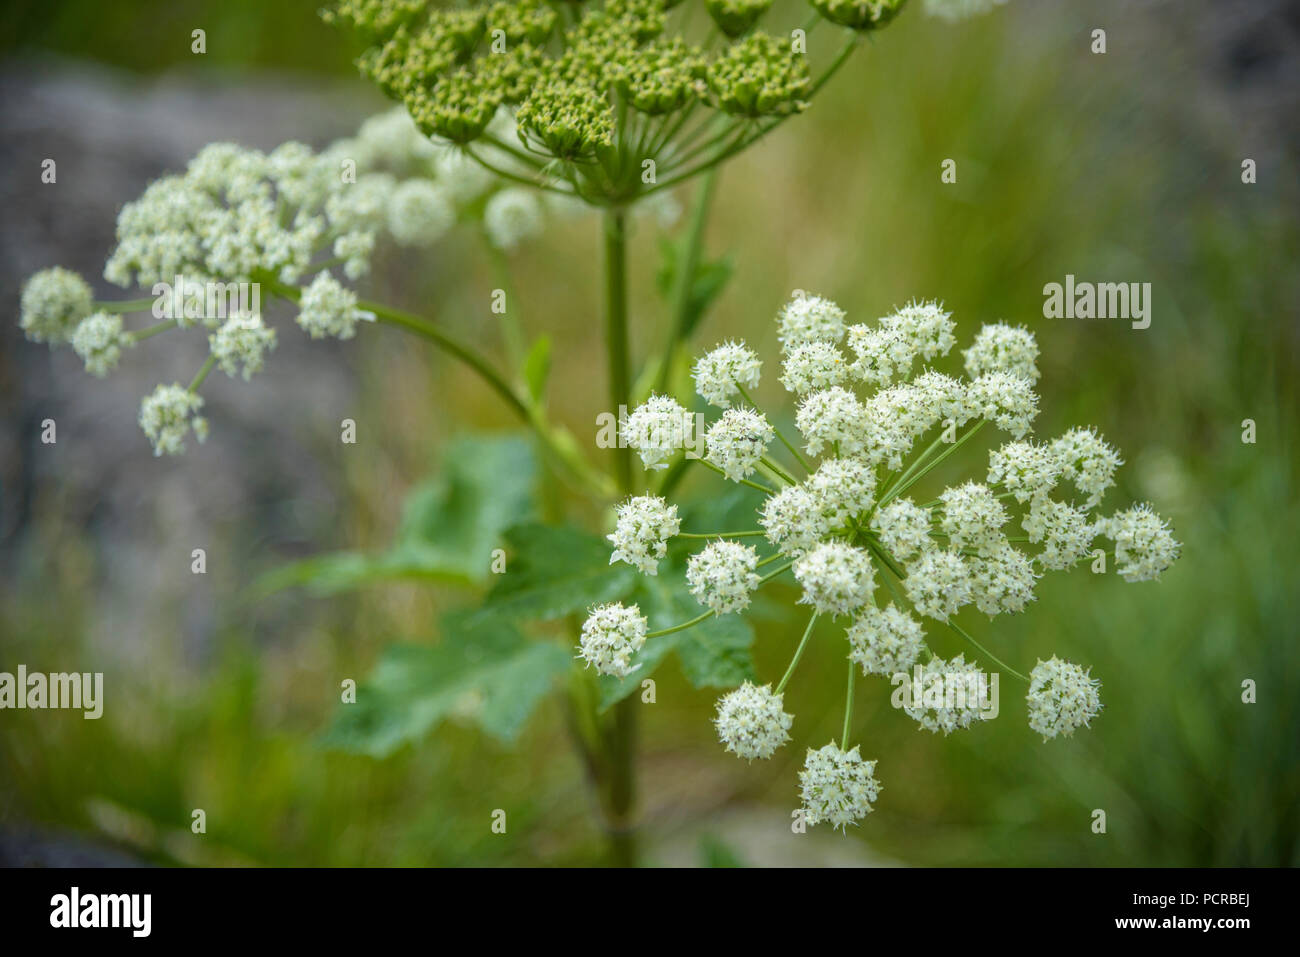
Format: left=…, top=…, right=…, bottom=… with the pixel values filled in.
left=471, top=521, right=638, bottom=625
left=255, top=433, right=536, bottom=595
left=522, top=334, right=552, bottom=403
left=655, top=236, right=735, bottom=340
left=321, top=612, right=571, bottom=757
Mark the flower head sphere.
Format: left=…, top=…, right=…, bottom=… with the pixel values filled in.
left=794, top=542, right=875, bottom=617
left=1095, top=503, right=1180, bottom=582
left=687, top=539, right=762, bottom=615
left=777, top=290, right=846, bottom=352
left=963, top=321, right=1041, bottom=383
left=714, top=682, right=793, bottom=760
left=848, top=603, right=925, bottom=677
left=1027, top=656, right=1102, bottom=740
left=799, top=743, right=881, bottom=829
left=903, top=654, right=991, bottom=735
left=139, top=384, right=208, bottom=457
left=693, top=340, right=762, bottom=409
left=622, top=394, right=689, bottom=470
left=71, top=312, right=131, bottom=378
left=21, top=267, right=94, bottom=345
left=607, top=494, right=681, bottom=575
left=704, top=407, right=773, bottom=481
left=579, top=602, right=648, bottom=678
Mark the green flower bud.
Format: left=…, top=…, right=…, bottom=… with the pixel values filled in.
left=705, top=0, right=774, bottom=39
left=707, top=31, right=811, bottom=118
left=809, top=0, right=909, bottom=32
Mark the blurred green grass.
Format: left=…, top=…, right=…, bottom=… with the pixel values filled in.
left=2, top=2, right=1296, bottom=865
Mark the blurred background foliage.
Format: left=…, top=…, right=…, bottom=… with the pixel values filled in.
left=1, top=0, right=1297, bottom=866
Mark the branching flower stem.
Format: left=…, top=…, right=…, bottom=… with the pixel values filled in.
left=776, top=614, right=819, bottom=694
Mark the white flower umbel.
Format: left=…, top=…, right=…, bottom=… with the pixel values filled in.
left=1027, top=656, right=1101, bottom=740
left=139, top=383, right=208, bottom=456
left=988, top=440, right=1060, bottom=504
left=760, top=485, right=830, bottom=558
left=796, top=387, right=868, bottom=457
left=967, top=371, right=1038, bottom=438
left=777, top=290, right=846, bottom=352
left=297, top=272, right=363, bottom=340
left=963, top=322, right=1040, bottom=383
left=693, top=340, right=762, bottom=409
left=903, top=654, right=991, bottom=735
left=798, top=743, right=881, bottom=830
left=578, top=603, right=648, bottom=678
left=714, top=682, right=793, bottom=760
left=607, top=495, right=681, bottom=575
left=387, top=180, right=456, bottom=247
left=887, top=299, right=957, bottom=362
left=1052, top=427, right=1123, bottom=510
left=1094, top=504, right=1180, bottom=582
left=688, top=540, right=761, bottom=615
left=965, top=543, right=1038, bottom=617
left=1023, top=499, right=1094, bottom=571
left=871, top=498, right=934, bottom=563
left=705, top=408, right=774, bottom=481
left=806, top=457, right=876, bottom=526
left=848, top=603, right=925, bottom=677
left=780, top=341, right=847, bottom=395
left=794, top=542, right=874, bottom=617
left=904, top=547, right=973, bottom=621
left=210, top=313, right=276, bottom=380
left=484, top=187, right=544, bottom=250
left=71, top=312, right=130, bottom=377
left=21, top=267, right=93, bottom=345
left=622, top=394, right=688, bottom=470
left=938, top=481, right=1009, bottom=556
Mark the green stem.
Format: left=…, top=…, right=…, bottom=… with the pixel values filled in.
left=96, top=297, right=155, bottom=314
left=127, top=318, right=177, bottom=343
left=187, top=355, right=216, bottom=393
left=646, top=608, right=717, bottom=639
left=677, top=530, right=766, bottom=539
left=840, top=657, right=856, bottom=750
left=694, top=457, right=776, bottom=494
left=945, top=619, right=1029, bottom=682
left=775, top=614, right=818, bottom=694
left=604, top=208, right=634, bottom=494
left=656, top=169, right=718, bottom=393
left=879, top=420, right=987, bottom=507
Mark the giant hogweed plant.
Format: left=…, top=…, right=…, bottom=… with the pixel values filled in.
left=16, top=0, right=1179, bottom=862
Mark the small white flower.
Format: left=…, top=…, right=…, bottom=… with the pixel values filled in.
left=138, top=383, right=207, bottom=457
left=794, top=542, right=875, bottom=617
left=806, top=457, right=876, bottom=526
left=71, top=312, right=130, bottom=377
left=871, top=497, right=934, bottom=563
left=687, top=540, right=761, bottom=615
left=484, top=187, right=544, bottom=250
left=21, top=267, right=94, bottom=345
left=903, top=654, right=992, bottom=734
left=705, top=408, right=774, bottom=481
left=578, top=603, right=648, bottom=678
left=693, top=340, right=761, bottom=408
left=1027, top=656, right=1101, bottom=740
left=780, top=341, right=847, bottom=394
left=886, top=299, right=956, bottom=362
left=777, top=290, right=846, bottom=352
left=210, top=312, right=276, bottom=380
left=622, top=394, right=689, bottom=470
left=760, top=485, right=830, bottom=558
left=607, top=495, right=680, bottom=575
left=844, top=324, right=906, bottom=386
left=938, top=481, right=1009, bottom=557
left=847, top=603, right=925, bottom=677
left=297, top=272, right=362, bottom=340
left=715, top=682, right=793, bottom=760
left=963, top=322, right=1040, bottom=383
left=965, top=543, right=1038, bottom=616
left=1023, top=499, right=1094, bottom=571
left=1052, top=427, right=1123, bottom=510
left=796, top=387, right=868, bottom=457
left=903, top=547, right=972, bottom=621
left=912, top=370, right=974, bottom=429
left=988, top=440, right=1060, bottom=504
left=798, top=743, right=881, bottom=830
left=967, top=371, right=1038, bottom=438
left=387, top=180, right=456, bottom=246
left=1094, top=503, right=1180, bottom=582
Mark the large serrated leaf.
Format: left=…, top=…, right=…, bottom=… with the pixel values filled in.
left=256, top=433, right=536, bottom=595
left=471, top=522, right=638, bottom=625
left=321, top=612, right=570, bottom=757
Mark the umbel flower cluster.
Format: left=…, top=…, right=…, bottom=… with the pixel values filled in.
left=580, top=290, right=1180, bottom=828
left=324, top=0, right=908, bottom=205
left=17, top=108, right=564, bottom=456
